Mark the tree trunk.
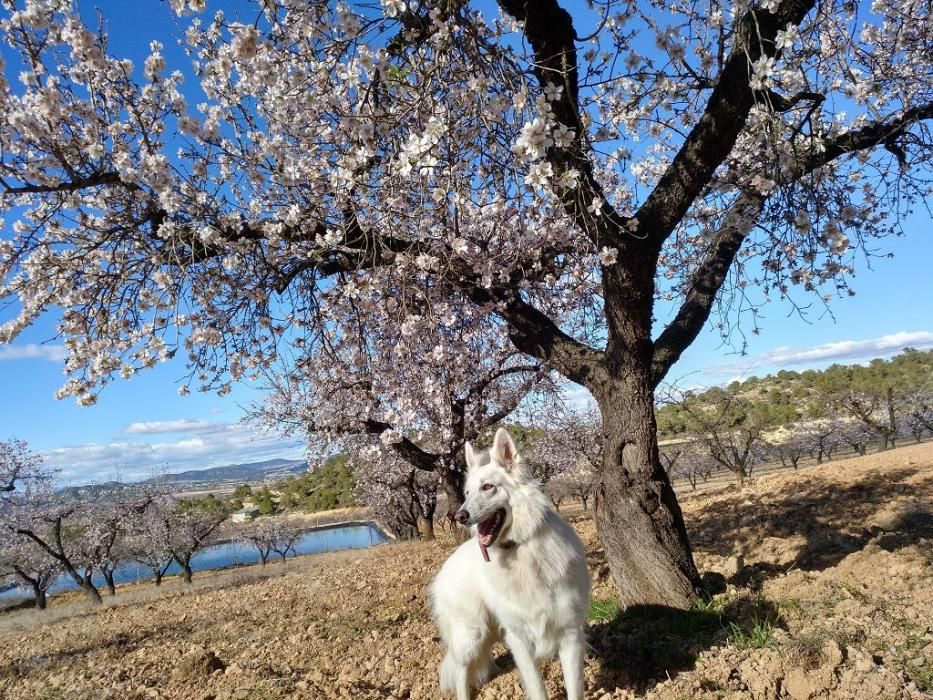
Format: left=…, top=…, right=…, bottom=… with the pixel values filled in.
left=102, top=569, right=116, bottom=596
left=594, top=369, right=702, bottom=610
left=30, top=581, right=47, bottom=610
left=440, top=463, right=465, bottom=516
left=81, top=580, right=103, bottom=604
left=154, top=571, right=163, bottom=587
left=735, top=468, right=747, bottom=489
left=580, top=495, right=588, bottom=511
left=176, top=557, right=193, bottom=584
left=418, top=516, right=436, bottom=541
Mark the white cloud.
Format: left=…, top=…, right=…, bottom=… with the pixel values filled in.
left=562, top=385, right=596, bottom=411
left=42, top=422, right=305, bottom=485
left=123, top=419, right=223, bottom=434
left=705, top=331, right=933, bottom=378
left=0, top=343, right=68, bottom=362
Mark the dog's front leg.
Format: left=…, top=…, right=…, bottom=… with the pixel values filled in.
left=558, top=631, right=585, bottom=700
left=504, top=632, right=548, bottom=700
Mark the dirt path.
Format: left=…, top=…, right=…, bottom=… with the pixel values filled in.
left=1, top=444, right=931, bottom=699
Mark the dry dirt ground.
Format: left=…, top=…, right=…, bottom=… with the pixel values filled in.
left=1, top=444, right=932, bottom=700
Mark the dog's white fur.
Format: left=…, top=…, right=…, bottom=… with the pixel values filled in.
left=430, top=428, right=591, bottom=700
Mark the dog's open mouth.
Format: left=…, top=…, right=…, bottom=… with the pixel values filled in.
left=477, top=509, right=505, bottom=562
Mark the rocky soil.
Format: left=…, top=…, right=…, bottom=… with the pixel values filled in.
left=1, top=443, right=931, bottom=700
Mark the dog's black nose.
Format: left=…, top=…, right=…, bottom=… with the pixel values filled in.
left=454, top=509, right=470, bottom=525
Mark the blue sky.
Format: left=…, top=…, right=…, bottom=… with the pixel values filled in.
left=0, top=1, right=930, bottom=485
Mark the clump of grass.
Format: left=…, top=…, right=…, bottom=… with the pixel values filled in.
left=727, top=616, right=777, bottom=650
left=588, top=597, right=620, bottom=623
left=691, top=593, right=726, bottom=615
left=785, top=630, right=828, bottom=670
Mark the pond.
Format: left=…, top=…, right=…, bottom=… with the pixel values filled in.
left=0, top=521, right=389, bottom=604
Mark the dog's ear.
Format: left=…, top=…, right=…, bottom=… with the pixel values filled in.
left=491, top=428, right=519, bottom=469
left=464, top=441, right=480, bottom=471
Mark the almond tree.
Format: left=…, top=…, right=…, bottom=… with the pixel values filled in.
left=1, top=438, right=49, bottom=502
left=256, top=320, right=548, bottom=516
left=1, top=1, right=930, bottom=608
left=0, top=533, right=61, bottom=609
left=126, top=500, right=174, bottom=586
left=673, top=387, right=772, bottom=488
left=236, top=520, right=275, bottom=566
left=163, top=504, right=228, bottom=584
left=354, top=451, right=439, bottom=539
left=530, top=406, right=601, bottom=509
left=267, top=520, right=302, bottom=564
left=236, top=518, right=302, bottom=565
left=664, top=441, right=715, bottom=490
left=767, top=428, right=810, bottom=470
left=904, top=388, right=933, bottom=441
left=12, top=503, right=106, bottom=604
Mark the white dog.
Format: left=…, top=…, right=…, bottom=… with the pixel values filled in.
left=430, top=428, right=591, bottom=700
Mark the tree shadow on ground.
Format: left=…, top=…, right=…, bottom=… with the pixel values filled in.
left=687, top=466, right=933, bottom=589
left=587, top=596, right=783, bottom=692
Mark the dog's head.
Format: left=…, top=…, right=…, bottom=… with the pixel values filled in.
left=456, top=427, right=537, bottom=557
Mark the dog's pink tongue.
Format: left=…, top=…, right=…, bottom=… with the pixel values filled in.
left=479, top=541, right=490, bottom=562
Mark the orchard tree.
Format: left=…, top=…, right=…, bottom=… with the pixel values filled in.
left=0, top=533, right=61, bottom=609
left=0, top=438, right=49, bottom=501
left=163, top=502, right=228, bottom=583
left=267, top=520, right=302, bottom=563
left=1, top=1, right=931, bottom=608
left=256, top=317, right=548, bottom=516
left=767, top=427, right=811, bottom=470
left=11, top=489, right=148, bottom=603
left=664, top=440, right=715, bottom=490
left=236, top=519, right=302, bottom=565
left=126, top=499, right=175, bottom=586
left=236, top=519, right=275, bottom=566
left=668, top=387, right=772, bottom=487
left=354, top=450, right=439, bottom=539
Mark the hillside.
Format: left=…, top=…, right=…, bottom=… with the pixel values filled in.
left=1, top=443, right=931, bottom=699
left=149, top=458, right=308, bottom=485
left=656, top=348, right=933, bottom=437
left=57, top=458, right=309, bottom=500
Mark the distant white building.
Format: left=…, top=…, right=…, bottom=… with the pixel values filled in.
left=231, top=506, right=260, bottom=523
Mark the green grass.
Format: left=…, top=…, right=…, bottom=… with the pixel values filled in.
left=588, top=597, right=621, bottom=623
left=727, top=616, right=777, bottom=650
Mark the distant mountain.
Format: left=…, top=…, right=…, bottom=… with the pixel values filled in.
left=145, top=458, right=309, bottom=484
left=58, top=458, right=309, bottom=498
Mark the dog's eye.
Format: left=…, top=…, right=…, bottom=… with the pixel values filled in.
left=481, top=483, right=494, bottom=491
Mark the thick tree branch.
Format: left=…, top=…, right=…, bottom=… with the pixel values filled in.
left=800, top=102, right=933, bottom=172
left=362, top=419, right=441, bottom=473
left=0, top=170, right=124, bottom=195
left=467, top=286, right=606, bottom=389
left=498, top=0, right=625, bottom=245
left=629, top=0, right=817, bottom=250
left=651, top=191, right=765, bottom=384
left=650, top=102, right=933, bottom=384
